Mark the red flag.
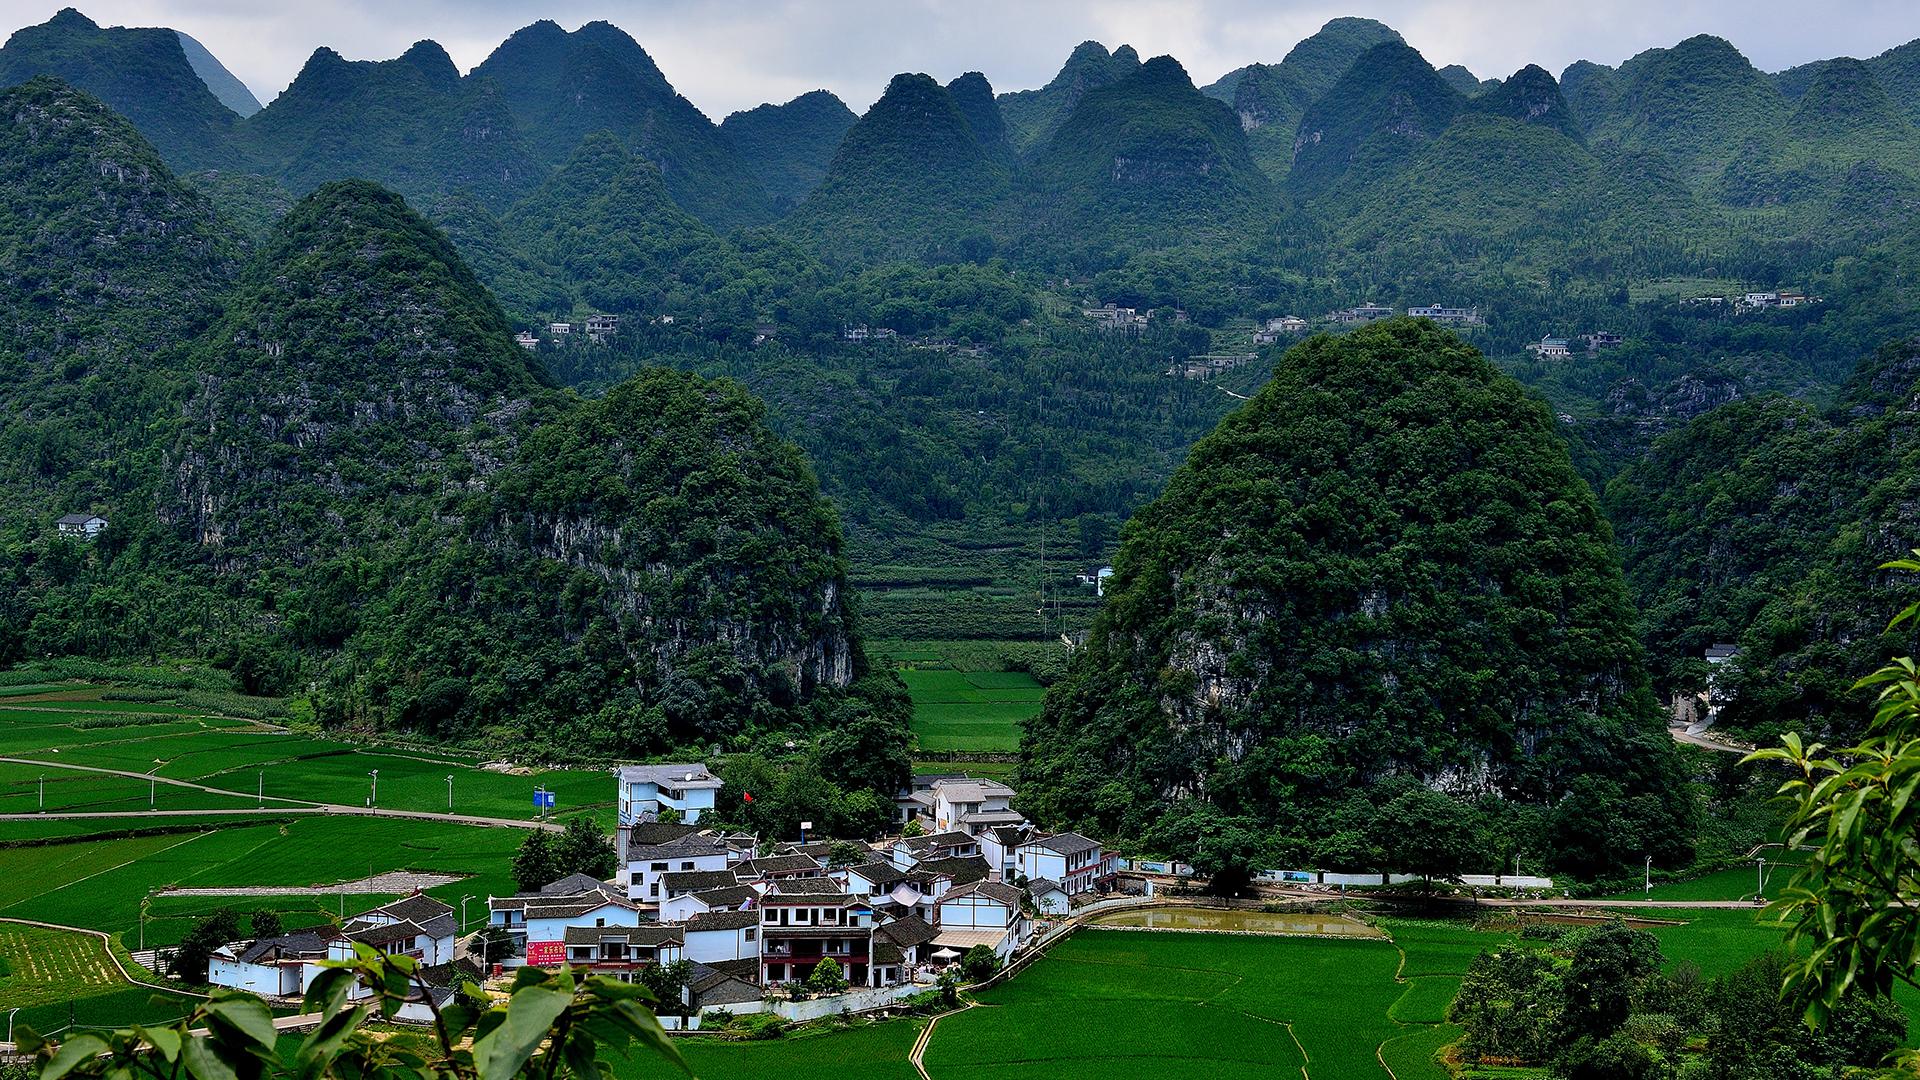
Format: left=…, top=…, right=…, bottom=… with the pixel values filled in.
left=743, top=791, right=754, bottom=803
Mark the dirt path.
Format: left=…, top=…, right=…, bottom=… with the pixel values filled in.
left=157, top=870, right=467, bottom=897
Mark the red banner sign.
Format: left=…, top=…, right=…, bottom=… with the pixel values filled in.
left=527, top=940, right=566, bottom=967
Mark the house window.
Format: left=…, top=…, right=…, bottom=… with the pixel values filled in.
left=680, top=861, right=695, bottom=871
left=651, top=862, right=667, bottom=871
left=768, top=964, right=785, bottom=981
left=744, top=930, right=756, bottom=943
left=650, top=883, right=660, bottom=897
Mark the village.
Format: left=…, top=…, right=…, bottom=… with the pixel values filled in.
left=196, top=767, right=1125, bottom=1027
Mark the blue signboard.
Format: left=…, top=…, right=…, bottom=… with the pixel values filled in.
left=533, top=791, right=556, bottom=809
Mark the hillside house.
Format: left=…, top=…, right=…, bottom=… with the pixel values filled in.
left=934, top=881, right=1030, bottom=963
left=56, top=513, right=107, bottom=539
left=514, top=332, right=539, bottom=350
left=1406, top=304, right=1483, bottom=325
left=618, top=763, right=723, bottom=828
left=757, top=878, right=877, bottom=987
left=584, top=314, right=619, bottom=342
left=683, top=909, right=760, bottom=964
left=1581, top=331, right=1623, bottom=351
left=1326, top=303, right=1394, bottom=325
left=1528, top=337, right=1571, bottom=359
left=627, top=833, right=731, bottom=903
left=548, top=321, right=573, bottom=336
left=1083, top=303, right=1148, bottom=331
left=1167, top=353, right=1256, bottom=380
left=1015, top=833, right=1114, bottom=896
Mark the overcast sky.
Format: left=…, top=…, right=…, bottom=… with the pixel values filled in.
left=6, top=0, right=1920, bottom=118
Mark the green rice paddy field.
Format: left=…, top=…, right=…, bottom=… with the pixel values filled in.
left=897, top=669, right=1042, bottom=753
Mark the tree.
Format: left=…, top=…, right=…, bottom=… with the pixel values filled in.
left=960, top=945, right=999, bottom=982
left=657, top=806, right=682, bottom=825
left=638, top=959, right=694, bottom=1017
left=249, top=909, right=284, bottom=939
left=902, top=819, right=926, bottom=838
left=477, top=924, right=514, bottom=965
left=1560, top=921, right=1664, bottom=1044
left=1748, top=551, right=1920, bottom=1026
left=1370, top=788, right=1480, bottom=884
left=827, top=840, right=873, bottom=867
left=511, top=828, right=562, bottom=893
left=19, top=949, right=686, bottom=1079
left=806, top=956, right=849, bottom=994
left=171, top=908, right=241, bottom=984
left=815, top=690, right=913, bottom=798
left=554, top=817, right=617, bottom=881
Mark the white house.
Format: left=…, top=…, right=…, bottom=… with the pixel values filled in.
left=331, top=894, right=458, bottom=967
left=55, top=513, right=107, bottom=539
left=563, top=924, right=682, bottom=979
left=490, top=885, right=640, bottom=966
left=916, top=779, right=1021, bottom=835
left=660, top=883, right=758, bottom=924
left=618, top=763, right=723, bottom=826
left=207, top=930, right=332, bottom=997
left=627, top=834, right=731, bottom=903
left=682, top=909, right=760, bottom=964
left=933, top=881, right=1029, bottom=962
left=979, top=824, right=1037, bottom=880
left=1028, top=879, right=1071, bottom=916
left=890, top=831, right=982, bottom=871
left=1015, top=833, right=1114, bottom=896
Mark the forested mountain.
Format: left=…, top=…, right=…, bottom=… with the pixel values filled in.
left=1287, top=41, right=1463, bottom=199
left=1016, top=56, right=1274, bottom=261
left=997, top=40, right=1140, bottom=153
left=1201, top=17, right=1402, bottom=176
left=1563, top=35, right=1781, bottom=183
left=720, top=90, right=858, bottom=208
left=1021, top=320, right=1694, bottom=877
left=0, top=8, right=240, bottom=167
left=1605, top=339, right=1920, bottom=745
left=0, top=77, right=236, bottom=524
left=238, top=42, right=541, bottom=211
left=470, top=19, right=774, bottom=229
left=783, top=72, right=1011, bottom=263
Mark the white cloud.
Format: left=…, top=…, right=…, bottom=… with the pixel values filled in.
left=4, top=0, right=1919, bottom=117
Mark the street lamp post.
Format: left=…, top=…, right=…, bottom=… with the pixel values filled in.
left=7, top=1007, right=19, bottom=1046
left=460, top=894, right=476, bottom=934
left=150, top=776, right=156, bottom=810
left=1644, top=854, right=1652, bottom=897
left=368, top=770, right=379, bottom=810
left=257, top=769, right=264, bottom=806
left=446, top=775, right=454, bottom=814
left=1756, top=857, right=1766, bottom=901
left=37, top=775, right=44, bottom=813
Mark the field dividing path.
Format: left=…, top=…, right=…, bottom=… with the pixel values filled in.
left=0, top=757, right=560, bottom=830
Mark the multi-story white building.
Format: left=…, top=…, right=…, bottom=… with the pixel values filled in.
left=618, top=763, right=723, bottom=826
left=1015, top=833, right=1114, bottom=896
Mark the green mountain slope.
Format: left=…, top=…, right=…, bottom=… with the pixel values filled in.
left=1466, top=64, right=1582, bottom=141
left=997, top=41, right=1140, bottom=153
left=1605, top=340, right=1920, bottom=744
left=1020, top=319, right=1693, bottom=876
left=0, top=8, right=239, bottom=167
left=719, top=90, right=857, bottom=209
left=0, top=77, right=238, bottom=519
left=1016, top=55, right=1274, bottom=261
left=471, top=19, right=774, bottom=229
left=1201, top=17, right=1403, bottom=178
left=947, top=71, right=1013, bottom=163
left=1573, top=35, right=1784, bottom=183
left=174, top=30, right=259, bottom=116
left=1288, top=41, right=1463, bottom=200
left=237, top=42, right=542, bottom=211
left=782, top=73, right=1010, bottom=263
